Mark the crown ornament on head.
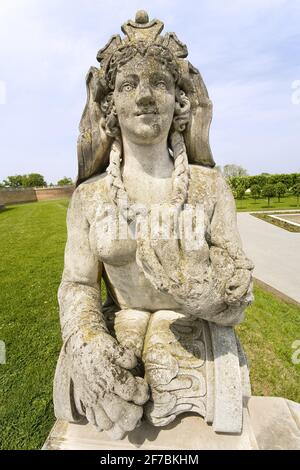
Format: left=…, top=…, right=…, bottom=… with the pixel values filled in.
left=96, top=10, right=188, bottom=85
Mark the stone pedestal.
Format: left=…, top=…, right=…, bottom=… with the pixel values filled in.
left=43, top=396, right=300, bottom=450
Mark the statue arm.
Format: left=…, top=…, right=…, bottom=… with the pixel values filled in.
left=57, top=186, right=107, bottom=343
left=54, top=187, right=107, bottom=422
left=54, top=188, right=149, bottom=433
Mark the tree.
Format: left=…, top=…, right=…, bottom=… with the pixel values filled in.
left=250, top=184, right=261, bottom=202
left=291, top=183, right=300, bottom=206
left=57, top=177, right=73, bottom=186
left=22, top=173, right=47, bottom=187
left=1, top=173, right=47, bottom=187
left=235, top=182, right=246, bottom=200
left=274, top=182, right=287, bottom=202
left=2, top=175, right=24, bottom=187
left=261, top=184, right=276, bottom=207
left=227, top=178, right=236, bottom=194
left=223, top=164, right=248, bottom=179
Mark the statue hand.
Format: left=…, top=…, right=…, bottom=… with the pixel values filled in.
left=68, top=329, right=149, bottom=439
left=225, top=269, right=252, bottom=305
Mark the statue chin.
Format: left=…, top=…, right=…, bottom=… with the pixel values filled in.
left=121, top=121, right=166, bottom=146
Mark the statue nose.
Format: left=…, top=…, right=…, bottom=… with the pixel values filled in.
left=135, top=84, right=155, bottom=106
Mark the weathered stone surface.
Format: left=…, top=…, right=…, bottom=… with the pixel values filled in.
left=247, top=397, right=300, bottom=450
left=43, top=409, right=258, bottom=450
left=44, top=397, right=300, bottom=450
left=286, top=399, right=300, bottom=431
left=54, top=10, right=254, bottom=438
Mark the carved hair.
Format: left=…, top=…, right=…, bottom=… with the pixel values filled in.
left=105, top=43, right=180, bottom=90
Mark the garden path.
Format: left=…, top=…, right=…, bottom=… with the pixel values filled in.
left=237, top=212, right=300, bottom=303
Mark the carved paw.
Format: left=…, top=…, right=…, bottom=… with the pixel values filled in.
left=68, top=330, right=149, bottom=438
left=142, top=311, right=207, bottom=426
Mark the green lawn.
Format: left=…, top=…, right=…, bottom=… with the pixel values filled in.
left=236, top=195, right=300, bottom=212
left=0, top=199, right=300, bottom=449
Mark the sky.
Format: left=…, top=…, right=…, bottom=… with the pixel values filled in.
left=0, top=0, right=299, bottom=184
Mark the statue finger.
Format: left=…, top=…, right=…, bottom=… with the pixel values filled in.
left=111, top=366, right=139, bottom=401
left=106, top=423, right=127, bottom=440
left=94, top=332, right=137, bottom=369
left=101, top=393, right=143, bottom=432
left=85, top=407, right=96, bottom=427
left=93, top=405, right=113, bottom=431
left=131, top=376, right=149, bottom=405
left=111, top=344, right=138, bottom=370
left=226, top=280, right=250, bottom=302
left=117, top=403, right=143, bottom=433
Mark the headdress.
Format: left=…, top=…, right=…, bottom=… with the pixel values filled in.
left=77, top=10, right=215, bottom=185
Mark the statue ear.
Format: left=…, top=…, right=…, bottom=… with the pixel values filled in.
left=181, top=63, right=215, bottom=168
left=76, top=67, right=112, bottom=186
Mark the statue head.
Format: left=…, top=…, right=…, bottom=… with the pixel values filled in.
left=112, top=52, right=177, bottom=145
left=104, top=45, right=191, bottom=148
left=77, top=10, right=215, bottom=185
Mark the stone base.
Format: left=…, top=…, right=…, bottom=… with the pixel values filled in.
left=43, top=397, right=300, bottom=451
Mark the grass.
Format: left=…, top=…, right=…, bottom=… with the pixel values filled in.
left=0, top=200, right=68, bottom=450
left=0, top=199, right=300, bottom=449
left=237, top=287, right=300, bottom=400
left=252, top=212, right=300, bottom=233
left=235, top=195, right=300, bottom=212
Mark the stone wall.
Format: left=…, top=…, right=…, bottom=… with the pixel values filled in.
left=35, top=186, right=74, bottom=201
left=0, top=188, right=37, bottom=205
left=0, top=186, right=75, bottom=205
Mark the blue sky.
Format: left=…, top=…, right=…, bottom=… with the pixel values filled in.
left=0, top=0, right=299, bottom=184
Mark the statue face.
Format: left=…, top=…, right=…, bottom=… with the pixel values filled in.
left=113, top=55, right=176, bottom=145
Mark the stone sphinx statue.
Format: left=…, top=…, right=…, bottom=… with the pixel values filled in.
left=53, top=10, right=254, bottom=440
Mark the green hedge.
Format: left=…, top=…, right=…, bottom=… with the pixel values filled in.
left=228, top=173, right=300, bottom=191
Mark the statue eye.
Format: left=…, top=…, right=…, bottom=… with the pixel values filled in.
left=155, top=80, right=167, bottom=90
left=121, top=82, right=135, bottom=92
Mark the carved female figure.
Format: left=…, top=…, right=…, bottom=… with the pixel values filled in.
left=54, top=11, right=253, bottom=439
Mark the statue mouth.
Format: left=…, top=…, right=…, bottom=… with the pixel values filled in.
left=135, top=109, right=158, bottom=116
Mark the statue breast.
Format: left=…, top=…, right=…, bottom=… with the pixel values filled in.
left=89, top=208, right=137, bottom=266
